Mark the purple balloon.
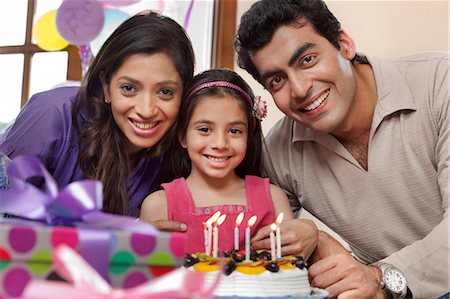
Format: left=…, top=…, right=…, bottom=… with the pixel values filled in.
left=56, top=0, right=105, bottom=45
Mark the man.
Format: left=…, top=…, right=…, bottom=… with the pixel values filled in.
left=235, top=0, right=449, bottom=298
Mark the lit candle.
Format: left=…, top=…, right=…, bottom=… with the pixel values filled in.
left=205, top=219, right=213, bottom=255
left=270, top=223, right=277, bottom=261
left=245, top=215, right=257, bottom=260
left=275, top=212, right=284, bottom=259
left=213, top=214, right=227, bottom=258
left=206, top=211, right=221, bottom=255
left=203, top=222, right=208, bottom=254
left=234, top=212, right=245, bottom=251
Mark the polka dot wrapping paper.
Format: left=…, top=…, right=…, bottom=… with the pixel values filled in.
left=0, top=219, right=186, bottom=298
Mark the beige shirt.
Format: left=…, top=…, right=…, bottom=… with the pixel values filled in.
left=264, top=53, right=449, bottom=298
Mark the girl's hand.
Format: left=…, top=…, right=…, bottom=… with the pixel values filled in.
left=251, top=218, right=318, bottom=260
left=149, top=220, right=187, bottom=232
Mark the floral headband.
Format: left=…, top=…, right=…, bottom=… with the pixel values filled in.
left=185, top=81, right=267, bottom=121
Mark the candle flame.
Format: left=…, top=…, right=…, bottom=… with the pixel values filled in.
left=235, top=212, right=244, bottom=226
left=216, top=214, right=227, bottom=226
left=247, top=215, right=257, bottom=227
left=270, top=223, right=277, bottom=231
left=206, top=211, right=220, bottom=227
left=205, top=217, right=213, bottom=227
left=275, top=212, right=284, bottom=225
left=207, top=211, right=221, bottom=225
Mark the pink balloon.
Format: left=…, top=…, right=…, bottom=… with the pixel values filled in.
left=56, top=0, right=105, bottom=45
left=100, top=0, right=141, bottom=7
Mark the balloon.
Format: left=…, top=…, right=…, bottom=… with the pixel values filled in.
left=90, top=8, right=130, bottom=56
left=100, top=0, right=142, bottom=7
left=56, top=0, right=105, bottom=45
left=33, top=10, right=69, bottom=51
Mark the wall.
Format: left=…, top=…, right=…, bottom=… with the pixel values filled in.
left=234, top=0, right=449, bottom=246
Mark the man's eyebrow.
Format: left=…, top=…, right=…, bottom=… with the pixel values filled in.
left=288, top=42, right=315, bottom=66
left=260, top=42, right=316, bottom=84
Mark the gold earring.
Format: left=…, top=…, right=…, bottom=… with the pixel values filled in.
left=104, top=98, right=110, bottom=104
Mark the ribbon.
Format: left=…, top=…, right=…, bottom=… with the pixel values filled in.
left=0, top=155, right=159, bottom=281
left=182, top=0, right=195, bottom=30
left=22, top=244, right=221, bottom=299
left=79, top=44, right=93, bottom=75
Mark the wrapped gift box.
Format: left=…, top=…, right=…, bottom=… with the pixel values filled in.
left=0, top=219, right=185, bottom=298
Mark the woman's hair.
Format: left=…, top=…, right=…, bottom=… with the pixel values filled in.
left=235, top=0, right=341, bottom=84
left=159, top=68, right=264, bottom=184
left=72, top=11, right=195, bottom=215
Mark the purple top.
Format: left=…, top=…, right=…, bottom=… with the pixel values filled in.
left=0, top=86, right=162, bottom=217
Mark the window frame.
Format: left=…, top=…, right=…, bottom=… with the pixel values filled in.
left=0, top=0, right=236, bottom=108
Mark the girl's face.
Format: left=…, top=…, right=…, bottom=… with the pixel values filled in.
left=182, top=94, right=249, bottom=181
left=102, top=53, right=183, bottom=155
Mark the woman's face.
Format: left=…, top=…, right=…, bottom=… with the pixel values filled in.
left=102, top=53, right=183, bottom=155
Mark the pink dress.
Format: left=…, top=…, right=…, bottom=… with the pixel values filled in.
left=162, top=175, right=275, bottom=254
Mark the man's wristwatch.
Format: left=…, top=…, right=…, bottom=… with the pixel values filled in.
left=372, top=262, right=408, bottom=299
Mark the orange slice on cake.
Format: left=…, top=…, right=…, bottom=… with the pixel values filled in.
left=193, top=261, right=220, bottom=272
left=236, top=265, right=266, bottom=275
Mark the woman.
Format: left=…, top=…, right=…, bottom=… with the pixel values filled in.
left=0, top=12, right=195, bottom=217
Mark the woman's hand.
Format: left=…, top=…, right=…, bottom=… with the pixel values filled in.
left=250, top=218, right=318, bottom=260
left=149, top=220, right=187, bottom=232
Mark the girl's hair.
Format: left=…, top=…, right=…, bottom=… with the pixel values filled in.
left=159, top=69, right=264, bottom=184
left=72, top=12, right=195, bottom=215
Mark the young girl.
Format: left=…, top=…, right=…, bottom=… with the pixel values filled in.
left=140, top=69, right=295, bottom=254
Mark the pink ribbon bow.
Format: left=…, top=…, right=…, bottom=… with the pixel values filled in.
left=22, top=244, right=221, bottom=299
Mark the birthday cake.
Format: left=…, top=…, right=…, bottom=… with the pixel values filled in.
left=184, top=250, right=311, bottom=297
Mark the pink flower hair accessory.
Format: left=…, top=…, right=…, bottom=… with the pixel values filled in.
left=253, top=96, right=267, bottom=121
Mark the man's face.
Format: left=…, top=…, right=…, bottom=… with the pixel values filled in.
left=251, top=21, right=357, bottom=134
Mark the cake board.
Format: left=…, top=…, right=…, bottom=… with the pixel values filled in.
left=215, top=287, right=329, bottom=299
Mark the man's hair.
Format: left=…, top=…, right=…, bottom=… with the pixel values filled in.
left=235, top=0, right=341, bottom=84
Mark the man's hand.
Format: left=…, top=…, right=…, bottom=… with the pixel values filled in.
left=308, top=231, right=385, bottom=299
left=251, top=218, right=318, bottom=260
left=149, top=220, right=187, bottom=232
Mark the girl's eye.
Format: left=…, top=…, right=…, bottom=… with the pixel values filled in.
left=198, top=127, right=210, bottom=133
left=229, top=128, right=242, bottom=135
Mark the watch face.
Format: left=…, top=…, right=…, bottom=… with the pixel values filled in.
left=385, top=267, right=407, bottom=293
